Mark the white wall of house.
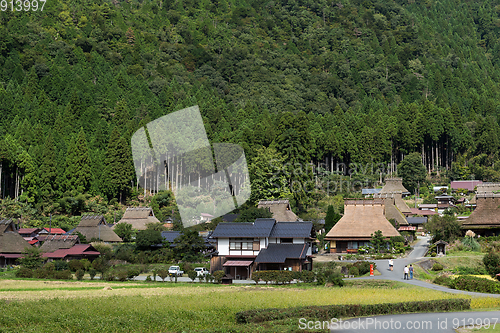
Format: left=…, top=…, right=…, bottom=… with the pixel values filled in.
left=218, top=238, right=229, bottom=256
left=260, top=238, right=267, bottom=249
left=292, top=238, right=305, bottom=244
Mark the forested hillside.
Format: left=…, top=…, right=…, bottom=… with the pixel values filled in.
left=1, top=0, right=500, bottom=223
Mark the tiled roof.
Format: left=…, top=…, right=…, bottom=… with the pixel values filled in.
left=254, top=243, right=309, bottom=263
left=409, top=208, right=437, bottom=216
left=406, top=217, right=427, bottom=225
left=43, top=228, right=66, bottom=234
left=211, top=219, right=276, bottom=238
left=42, top=244, right=100, bottom=259
left=269, top=222, right=313, bottom=238
left=18, top=228, right=40, bottom=234
left=161, top=231, right=181, bottom=243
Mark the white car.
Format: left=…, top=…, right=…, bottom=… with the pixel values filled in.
left=194, top=267, right=209, bottom=276
left=168, top=266, right=184, bottom=276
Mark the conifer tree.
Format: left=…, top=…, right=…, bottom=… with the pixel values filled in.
left=39, top=131, right=57, bottom=202
left=63, top=129, right=91, bottom=194
left=103, top=128, right=134, bottom=203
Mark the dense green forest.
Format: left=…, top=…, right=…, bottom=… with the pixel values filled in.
left=1, top=0, right=500, bottom=225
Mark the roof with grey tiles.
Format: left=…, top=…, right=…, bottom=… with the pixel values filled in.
left=254, top=243, right=309, bottom=263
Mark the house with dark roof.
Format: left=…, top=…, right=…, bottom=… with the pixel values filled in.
left=113, top=207, right=160, bottom=231
left=210, top=218, right=314, bottom=279
left=0, top=219, right=31, bottom=266
left=74, top=215, right=122, bottom=243
left=42, top=244, right=101, bottom=261
left=161, top=231, right=182, bottom=246
left=257, top=200, right=298, bottom=221
left=405, top=217, right=427, bottom=232
left=324, top=199, right=401, bottom=253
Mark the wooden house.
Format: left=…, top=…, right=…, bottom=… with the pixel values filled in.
left=74, top=215, right=122, bottom=243
left=210, top=218, right=314, bottom=279
left=113, top=207, right=160, bottom=231
left=324, top=199, right=401, bottom=253
left=0, top=219, right=31, bottom=266
left=42, top=244, right=100, bottom=261
left=257, top=200, right=298, bottom=222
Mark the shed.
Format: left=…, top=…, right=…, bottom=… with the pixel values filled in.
left=257, top=200, right=298, bottom=222
left=434, top=240, right=448, bottom=256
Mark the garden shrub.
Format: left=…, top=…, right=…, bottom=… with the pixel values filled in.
left=432, top=263, right=444, bottom=271
left=89, top=268, right=97, bottom=280
left=34, top=268, right=52, bottom=279
left=433, top=275, right=453, bottom=287
left=15, top=267, right=33, bottom=278
left=104, top=271, right=116, bottom=281
left=76, top=269, right=85, bottom=280
left=462, top=236, right=481, bottom=252
left=187, top=270, right=197, bottom=282
left=348, top=267, right=359, bottom=276
left=53, top=270, right=73, bottom=280
left=69, top=260, right=84, bottom=272
left=213, top=270, right=225, bottom=284
left=483, top=252, right=500, bottom=277
left=126, top=268, right=140, bottom=281
left=235, top=299, right=471, bottom=324
left=54, top=260, right=69, bottom=271
left=299, top=271, right=315, bottom=283
left=451, top=276, right=500, bottom=294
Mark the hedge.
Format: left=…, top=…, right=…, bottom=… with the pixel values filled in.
left=451, top=276, right=500, bottom=294
left=235, top=299, right=471, bottom=324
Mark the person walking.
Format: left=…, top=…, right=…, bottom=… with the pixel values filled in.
left=409, top=264, right=414, bottom=279
left=404, top=265, right=409, bottom=280
left=388, top=259, right=394, bottom=271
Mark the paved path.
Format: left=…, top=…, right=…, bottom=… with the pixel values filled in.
left=348, top=236, right=500, bottom=298
left=328, top=311, right=500, bottom=332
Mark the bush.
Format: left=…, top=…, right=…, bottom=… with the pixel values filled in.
left=348, top=267, right=359, bottom=276
left=76, top=269, right=85, bottom=280
left=453, top=266, right=488, bottom=275
left=235, top=299, right=471, bottom=324
left=53, top=270, right=73, bottom=280
left=115, top=270, right=128, bottom=281
left=126, top=268, right=140, bottom=281
left=187, top=270, right=197, bottom=282
left=104, top=271, right=116, bottom=281
left=462, top=236, right=481, bottom=252
left=432, top=263, right=444, bottom=271
left=89, top=268, right=97, bottom=280
left=145, top=275, right=152, bottom=282
left=483, top=252, right=500, bottom=277
left=213, top=270, right=225, bottom=284
left=15, top=267, right=33, bottom=278
left=451, top=276, right=500, bottom=294
left=433, top=275, right=453, bottom=287
left=297, top=271, right=315, bottom=283
left=69, top=260, right=85, bottom=272
left=54, top=260, right=69, bottom=271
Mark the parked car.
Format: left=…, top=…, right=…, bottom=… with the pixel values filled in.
left=168, top=265, right=184, bottom=276
left=194, top=267, right=209, bottom=276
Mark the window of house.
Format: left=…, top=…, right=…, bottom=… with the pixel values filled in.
left=280, top=238, right=293, bottom=244
left=230, top=238, right=254, bottom=250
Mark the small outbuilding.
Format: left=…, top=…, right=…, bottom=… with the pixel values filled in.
left=434, top=240, right=448, bottom=256
left=113, top=207, right=160, bottom=231
left=74, top=215, right=122, bottom=243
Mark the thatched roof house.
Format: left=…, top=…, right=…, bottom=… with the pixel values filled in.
left=377, top=177, right=410, bottom=195
left=324, top=199, right=401, bottom=253
left=477, top=183, right=500, bottom=193
left=39, top=234, right=80, bottom=253
left=461, top=193, right=500, bottom=236
left=257, top=200, right=298, bottom=222
left=113, top=207, right=160, bottom=231
left=377, top=194, right=410, bottom=226
left=0, top=219, right=31, bottom=266
left=74, top=215, right=122, bottom=243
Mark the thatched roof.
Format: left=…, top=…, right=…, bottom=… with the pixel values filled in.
left=377, top=177, right=410, bottom=194
left=113, top=207, right=160, bottom=230
left=39, top=235, right=79, bottom=253
left=257, top=200, right=298, bottom=222
left=75, top=215, right=122, bottom=243
left=461, top=194, right=500, bottom=229
left=477, top=183, right=500, bottom=193
left=324, top=200, right=401, bottom=241
left=377, top=194, right=409, bottom=226
left=0, top=219, right=31, bottom=253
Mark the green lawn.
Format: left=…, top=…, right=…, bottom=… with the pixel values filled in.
left=0, top=279, right=499, bottom=332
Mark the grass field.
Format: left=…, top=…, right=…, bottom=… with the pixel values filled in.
left=0, top=279, right=499, bottom=332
